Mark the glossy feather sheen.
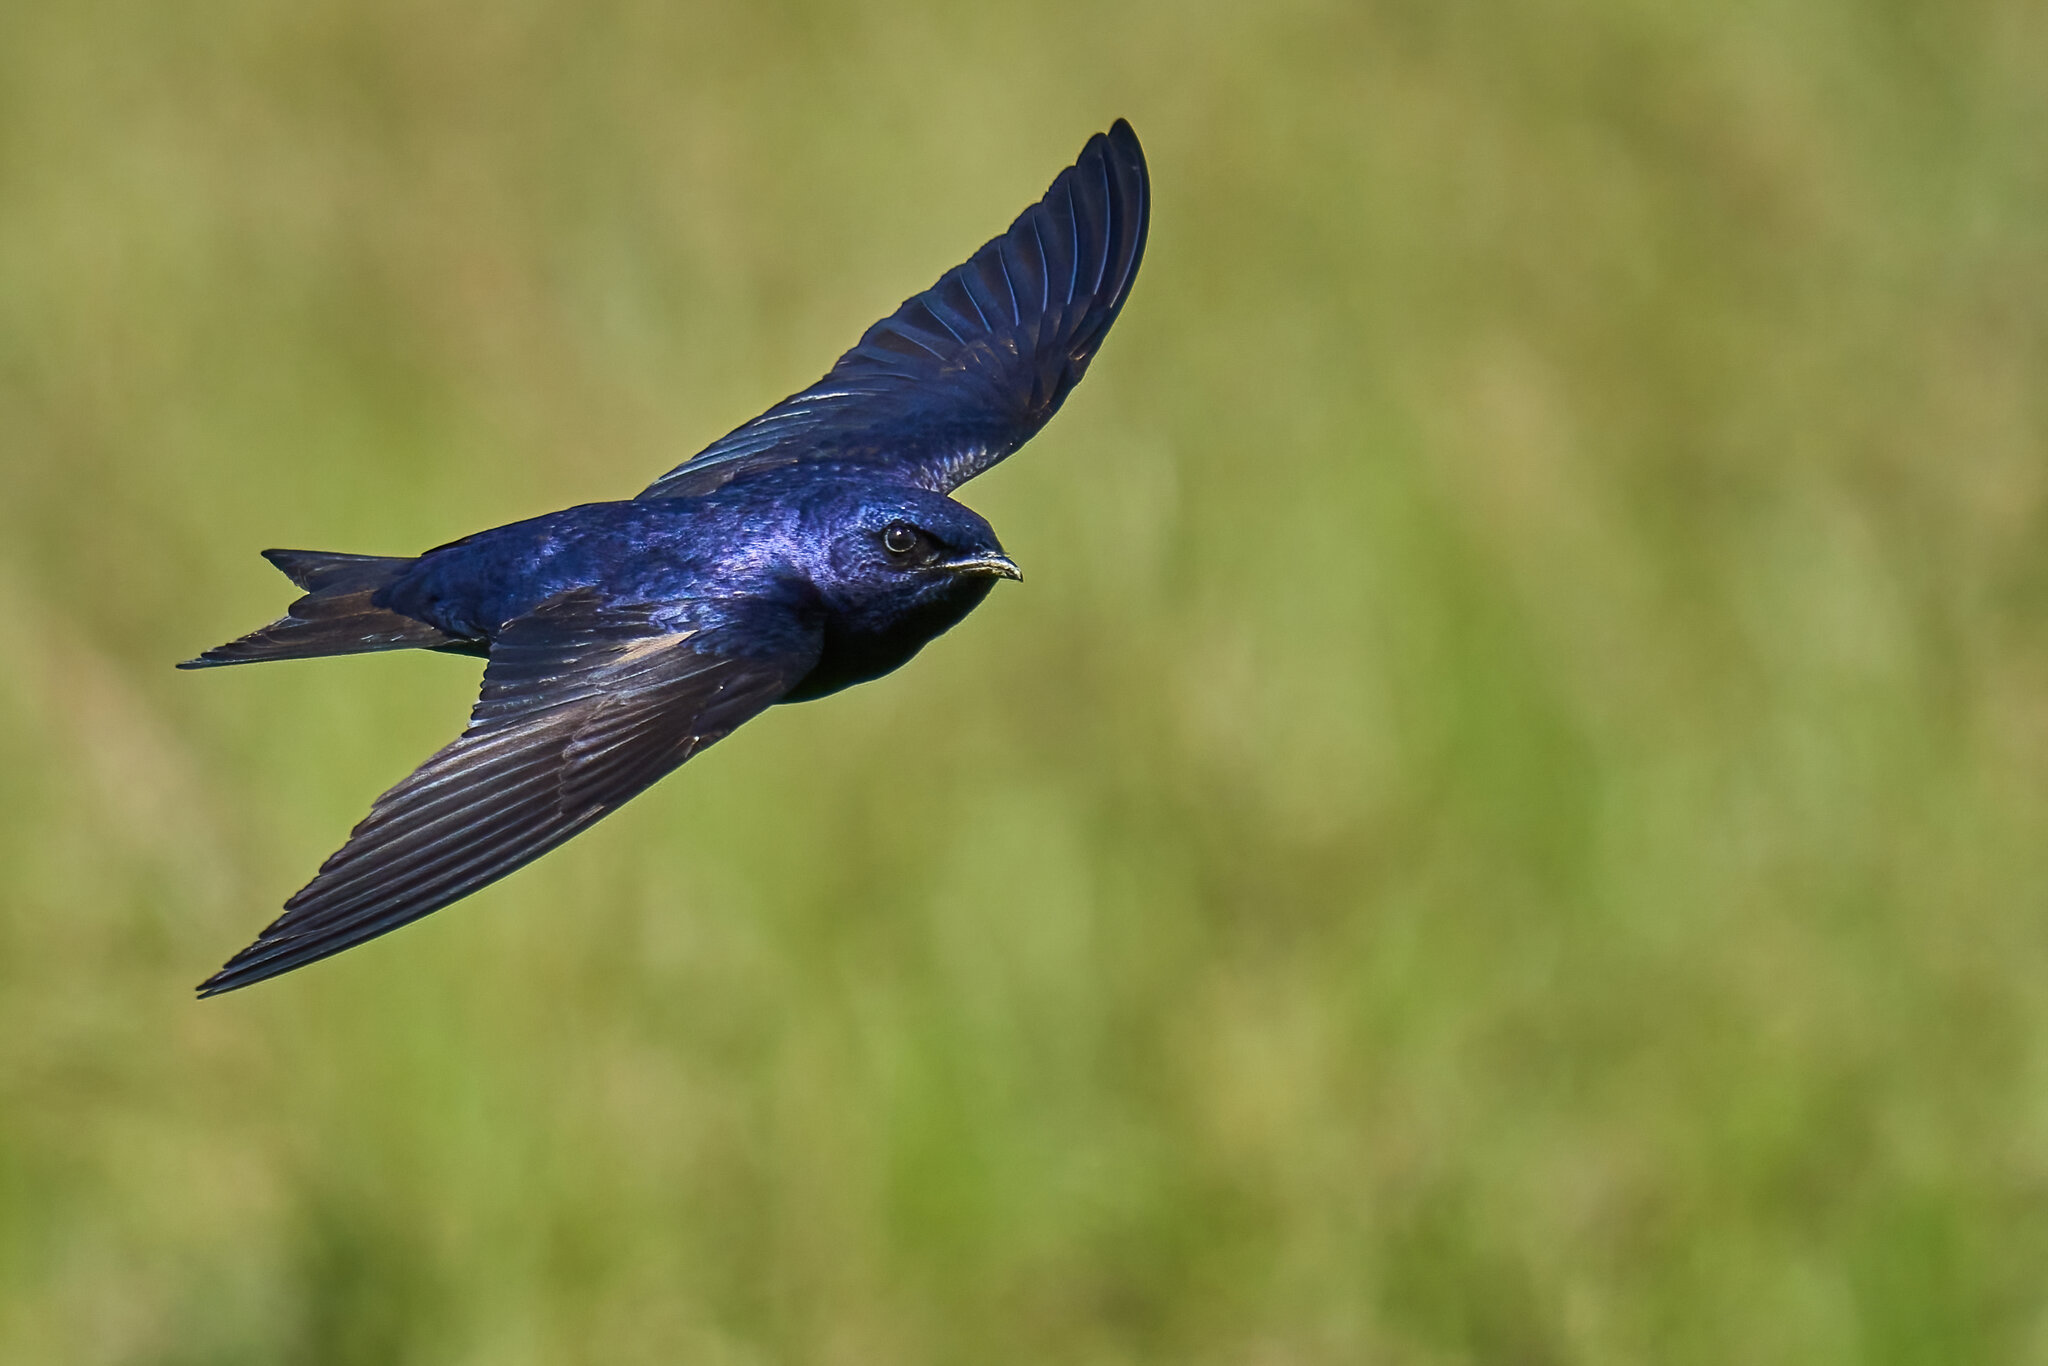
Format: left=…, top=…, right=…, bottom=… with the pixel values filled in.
left=188, top=122, right=1149, bottom=995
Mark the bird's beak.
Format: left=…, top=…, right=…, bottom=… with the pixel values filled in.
left=942, top=552, right=1024, bottom=582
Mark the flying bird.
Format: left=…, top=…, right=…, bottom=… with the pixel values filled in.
left=182, top=120, right=1149, bottom=996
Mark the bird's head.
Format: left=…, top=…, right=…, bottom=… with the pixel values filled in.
left=812, top=487, right=1020, bottom=614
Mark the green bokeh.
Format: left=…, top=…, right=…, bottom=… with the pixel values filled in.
left=4, top=1, right=2047, bottom=1361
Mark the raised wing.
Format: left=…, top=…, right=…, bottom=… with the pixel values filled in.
left=199, top=591, right=820, bottom=996
left=638, top=119, right=1149, bottom=500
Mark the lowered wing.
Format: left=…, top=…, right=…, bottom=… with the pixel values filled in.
left=199, top=590, right=820, bottom=995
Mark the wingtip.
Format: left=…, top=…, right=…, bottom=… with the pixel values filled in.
left=1104, top=119, right=1145, bottom=165
left=196, top=933, right=311, bottom=997
left=196, top=933, right=292, bottom=997
left=177, top=648, right=253, bottom=669
left=196, top=952, right=275, bottom=998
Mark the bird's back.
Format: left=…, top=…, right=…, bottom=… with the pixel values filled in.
left=378, top=494, right=800, bottom=644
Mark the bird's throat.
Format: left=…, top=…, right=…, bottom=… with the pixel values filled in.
left=781, top=576, right=995, bottom=703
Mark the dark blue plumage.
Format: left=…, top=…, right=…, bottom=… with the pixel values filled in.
left=182, top=120, right=1149, bottom=996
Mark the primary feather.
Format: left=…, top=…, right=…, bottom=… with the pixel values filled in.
left=638, top=120, right=1148, bottom=499
left=199, top=592, right=818, bottom=995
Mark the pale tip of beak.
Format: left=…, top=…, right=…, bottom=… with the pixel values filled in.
left=945, top=553, right=1023, bottom=582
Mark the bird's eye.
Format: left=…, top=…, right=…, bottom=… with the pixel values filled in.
left=882, top=523, right=920, bottom=556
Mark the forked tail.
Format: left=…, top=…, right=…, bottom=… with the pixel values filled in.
left=179, top=550, right=466, bottom=669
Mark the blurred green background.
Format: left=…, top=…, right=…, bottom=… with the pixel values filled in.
left=4, top=0, right=2047, bottom=1361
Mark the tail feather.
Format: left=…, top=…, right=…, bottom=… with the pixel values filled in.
left=260, top=548, right=410, bottom=594
left=179, top=550, right=468, bottom=669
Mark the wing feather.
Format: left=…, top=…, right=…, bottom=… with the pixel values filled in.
left=637, top=120, right=1149, bottom=499
left=199, top=592, right=818, bottom=996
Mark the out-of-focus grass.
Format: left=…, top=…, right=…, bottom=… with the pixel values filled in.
left=3, top=0, right=2047, bottom=1361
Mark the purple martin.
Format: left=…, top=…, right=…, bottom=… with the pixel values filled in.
left=182, top=121, right=1148, bottom=996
